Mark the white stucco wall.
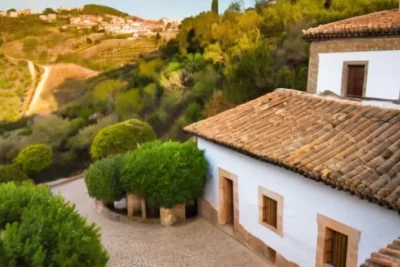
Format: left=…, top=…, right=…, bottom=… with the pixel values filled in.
left=317, top=50, right=400, bottom=100
left=198, top=138, right=400, bottom=266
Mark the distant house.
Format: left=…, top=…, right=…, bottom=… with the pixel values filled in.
left=47, top=14, right=57, bottom=20
left=40, top=14, right=57, bottom=21
left=303, top=8, right=400, bottom=108
left=0, top=11, right=5, bottom=16
left=185, top=88, right=400, bottom=267
left=70, top=17, right=81, bottom=25
left=18, top=9, right=31, bottom=16
left=8, top=11, right=18, bottom=18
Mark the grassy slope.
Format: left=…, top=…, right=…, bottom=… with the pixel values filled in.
left=0, top=55, right=34, bottom=122
left=29, top=64, right=99, bottom=115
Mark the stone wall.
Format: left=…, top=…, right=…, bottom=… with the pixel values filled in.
left=307, top=37, right=400, bottom=94
left=160, top=204, right=186, bottom=226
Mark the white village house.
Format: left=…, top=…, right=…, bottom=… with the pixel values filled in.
left=185, top=8, right=400, bottom=267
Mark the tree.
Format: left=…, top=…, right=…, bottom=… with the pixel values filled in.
left=14, top=144, right=53, bottom=173
left=43, top=8, right=56, bottom=15
left=0, top=182, right=109, bottom=266
left=0, top=164, right=30, bottom=184
left=156, top=32, right=161, bottom=44
left=211, top=0, right=219, bottom=14
left=227, top=0, right=244, bottom=12
left=121, top=141, right=207, bottom=208
left=7, top=8, right=16, bottom=14
left=85, top=154, right=125, bottom=203
left=90, top=119, right=157, bottom=160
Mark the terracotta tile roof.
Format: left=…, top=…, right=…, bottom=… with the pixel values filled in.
left=361, top=237, right=400, bottom=267
left=184, top=89, right=400, bottom=211
left=303, top=9, right=400, bottom=41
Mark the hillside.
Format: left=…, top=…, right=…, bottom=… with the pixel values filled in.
left=81, top=4, right=129, bottom=17
left=0, top=55, right=35, bottom=122
left=57, top=37, right=159, bottom=70
left=28, top=64, right=98, bottom=115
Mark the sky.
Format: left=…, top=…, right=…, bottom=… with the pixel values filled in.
left=0, top=0, right=255, bottom=20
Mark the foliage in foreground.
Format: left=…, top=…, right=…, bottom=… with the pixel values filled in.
left=13, top=144, right=53, bottom=173
left=85, top=154, right=125, bottom=203
left=90, top=119, right=157, bottom=160
left=0, top=182, right=108, bottom=267
left=121, top=141, right=207, bottom=208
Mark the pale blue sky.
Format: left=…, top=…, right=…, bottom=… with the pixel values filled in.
left=0, top=0, right=255, bottom=19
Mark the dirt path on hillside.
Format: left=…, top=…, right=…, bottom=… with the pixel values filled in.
left=25, top=66, right=50, bottom=116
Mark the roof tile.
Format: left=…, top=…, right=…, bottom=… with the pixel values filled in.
left=303, top=9, right=400, bottom=41
left=184, top=89, right=400, bottom=211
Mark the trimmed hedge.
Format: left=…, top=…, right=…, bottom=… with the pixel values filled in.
left=85, top=154, right=125, bottom=203
left=14, top=144, right=53, bottom=173
left=0, top=164, right=30, bottom=184
left=121, top=141, right=207, bottom=208
left=90, top=119, right=157, bottom=160
left=0, top=182, right=108, bottom=266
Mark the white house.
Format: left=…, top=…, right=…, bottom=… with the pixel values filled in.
left=185, top=88, right=400, bottom=267
left=8, top=11, right=18, bottom=18
left=303, top=8, right=400, bottom=109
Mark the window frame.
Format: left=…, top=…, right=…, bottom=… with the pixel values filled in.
left=316, top=214, right=361, bottom=267
left=340, top=61, right=369, bottom=99
left=258, top=186, right=283, bottom=237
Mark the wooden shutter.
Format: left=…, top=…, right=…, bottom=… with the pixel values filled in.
left=263, top=196, right=277, bottom=228
left=332, top=231, right=348, bottom=267
left=346, top=65, right=365, bottom=98
left=324, top=228, right=348, bottom=267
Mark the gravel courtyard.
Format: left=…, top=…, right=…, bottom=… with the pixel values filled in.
left=52, top=179, right=267, bottom=267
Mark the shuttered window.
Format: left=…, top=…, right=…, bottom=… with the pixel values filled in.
left=262, top=196, right=278, bottom=228
left=346, top=65, right=365, bottom=98
left=324, top=228, right=348, bottom=267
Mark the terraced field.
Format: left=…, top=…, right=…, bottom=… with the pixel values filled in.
left=0, top=55, right=35, bottom=122
left=59, top=37, right=159, bottom=70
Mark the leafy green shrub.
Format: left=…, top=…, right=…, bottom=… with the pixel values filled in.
left=14, top=144, right=53, bottom=173
left=121, top=141, right=207, bottom=208
left=0, top=182, right=109, bottom=266
left=90, top=119, right=157, bottom=160
left=85, top=154, right=125, bottom=203
left=0, top=164, right=30, bottom=184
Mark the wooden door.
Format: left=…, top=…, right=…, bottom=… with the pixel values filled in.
left=224, top=178, right=234, bottom=224
left=346, top=65, right=365, bottom=98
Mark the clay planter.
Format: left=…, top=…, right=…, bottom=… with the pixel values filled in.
left=160, top=204, right=186, bottom=226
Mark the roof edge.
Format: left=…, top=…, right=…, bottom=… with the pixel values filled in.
left=185, top=131, right=400, bottom=213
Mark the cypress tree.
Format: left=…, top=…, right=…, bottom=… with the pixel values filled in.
left=211, top=0, right=219, bottom=14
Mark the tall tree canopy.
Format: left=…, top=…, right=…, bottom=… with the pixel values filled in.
left=212, top=0, right=219, bottom=14
left=43, top=8, right=56, bottom=15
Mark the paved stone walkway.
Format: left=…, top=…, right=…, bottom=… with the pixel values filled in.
left=52, top=179, right=267, bottom=267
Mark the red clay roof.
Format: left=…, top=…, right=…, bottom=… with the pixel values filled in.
left=303, top=9, right=400, bottom=41
left=361, top=237, right=400, bottom=267
left=184, top=89, right=400, bottom=211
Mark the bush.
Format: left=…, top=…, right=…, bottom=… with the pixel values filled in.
left=90, top=119, right=157, bottom=160
left=85, top=154, right=125, bottom=203
left=121, top=141, right=207, bottom=208
left=0, top=182, right=109, bottom=266
left=14, top=144, right=53, bottom=173
left=0, top=164, right=30, bottom=184
left=68, top=115, right=119, bottom=151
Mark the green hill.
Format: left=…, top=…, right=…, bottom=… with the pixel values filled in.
left=81, top=4, right=128, bottom=17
